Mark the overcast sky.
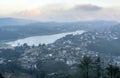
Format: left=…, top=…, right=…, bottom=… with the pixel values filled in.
left=0, top=0, right=120, bottom=22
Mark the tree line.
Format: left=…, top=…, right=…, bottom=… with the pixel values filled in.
left=45, top=56, right=120, bottom=78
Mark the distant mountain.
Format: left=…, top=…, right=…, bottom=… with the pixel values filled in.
left=0, top=18, right=36, bottom=27
left=0, top=20, right=119, bottom=42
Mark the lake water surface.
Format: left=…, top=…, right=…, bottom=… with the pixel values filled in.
left=7, top=30, right=85, bottom=46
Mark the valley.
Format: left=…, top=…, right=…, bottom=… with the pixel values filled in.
left=0, top=18, right=120, bottom=78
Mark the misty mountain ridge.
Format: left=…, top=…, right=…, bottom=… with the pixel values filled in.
left=0, top=17, right=36, bottom=27
left=0, top=17, right=119, bottom=42
left=0, top=17, right=118, bottom=27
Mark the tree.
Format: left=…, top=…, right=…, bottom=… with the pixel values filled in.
left=78, top=56, right=93, bottom=78
left=40, top=71, right=46, bottom=78
left=22, top=43, right=30, bottom=49
left=94, top=57, right=103, bottom=78
left=106, top=64, right=120, bottom=78
left=0, top=73, right=4, bottom=78
left=36, top=71, right=46, bottom=78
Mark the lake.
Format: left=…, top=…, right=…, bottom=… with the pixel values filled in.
left=7, top=30, right=85, bottom=46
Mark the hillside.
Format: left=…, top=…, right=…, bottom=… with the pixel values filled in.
left=0, top=20, right=118, bottom=42
left=0, top=18, right=35, bottom=27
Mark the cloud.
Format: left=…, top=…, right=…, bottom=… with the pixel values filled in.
left=15, top=8, right=42, bottom=18
left=13, top=4, right=120, bottom=22
left=73, top=4, right=102, bottom=11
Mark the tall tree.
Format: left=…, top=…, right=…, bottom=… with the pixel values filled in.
left=0, top=73, right=4, bottom=78
left=106, top=64, right=120, bottom=78
left=78, top=56, right=93, bottom=78
left=94, top=57, right=103, bottom=78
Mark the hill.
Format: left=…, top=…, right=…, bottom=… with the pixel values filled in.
left=0, top=18, right=35, bottom=27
